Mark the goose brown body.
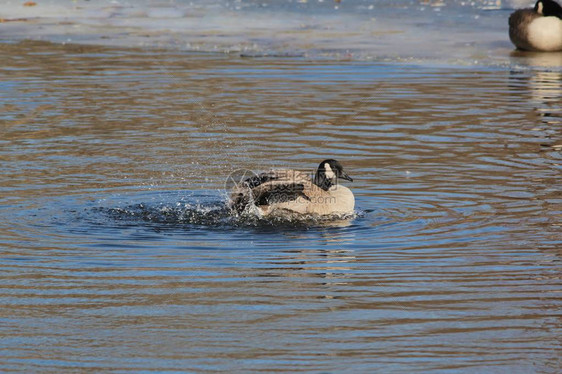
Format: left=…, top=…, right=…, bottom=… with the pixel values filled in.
left=229, top=160, right=355, bottom=217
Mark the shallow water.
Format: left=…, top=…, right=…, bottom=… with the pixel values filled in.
left=1, top=21, right=562, bottom=374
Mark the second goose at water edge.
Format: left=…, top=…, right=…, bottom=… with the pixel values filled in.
left=509, top=0, right=562, bottom=51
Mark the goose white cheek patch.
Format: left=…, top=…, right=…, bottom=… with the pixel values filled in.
left=324, top=163, right=335, bottom=179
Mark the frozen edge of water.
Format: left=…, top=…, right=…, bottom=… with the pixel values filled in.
left=1, top=0, right=561, bottom=70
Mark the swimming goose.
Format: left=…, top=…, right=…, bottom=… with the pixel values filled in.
left=229, top=159, right=355, bottom=216
left=509, top=0, right=562, bottom=52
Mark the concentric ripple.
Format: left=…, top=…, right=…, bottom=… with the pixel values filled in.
left=1, top=42, right=561, bottom=373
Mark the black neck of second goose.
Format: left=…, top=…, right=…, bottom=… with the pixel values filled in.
left=538, top=0, right=562, bottom=18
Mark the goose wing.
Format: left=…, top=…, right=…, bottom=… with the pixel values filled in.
left=230, top=169, right=312, bottom=210
left=249, top=169, right=311, bottom=206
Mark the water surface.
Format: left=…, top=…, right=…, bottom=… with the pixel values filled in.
left=1, top=21, right=561, bottom=374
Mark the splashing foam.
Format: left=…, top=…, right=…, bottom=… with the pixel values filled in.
left=101, top=198, right=358, bottom=229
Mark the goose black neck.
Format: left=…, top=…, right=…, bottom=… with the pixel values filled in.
left=314, top=171, right=333, bottom=191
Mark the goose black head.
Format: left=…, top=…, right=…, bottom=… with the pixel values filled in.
left=535, top=0, right=562, bottom=18
left=313, top=159, right=353, bottom=191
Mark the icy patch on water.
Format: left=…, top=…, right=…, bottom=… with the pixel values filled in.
left=0, top=0, right=547, bottom=66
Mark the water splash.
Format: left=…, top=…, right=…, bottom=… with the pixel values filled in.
left=99, top=197, right=360, bottom=230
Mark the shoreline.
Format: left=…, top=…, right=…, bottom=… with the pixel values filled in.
left=1, top=0, right=561, bottom=70
left=0, top=0, right=520, bottom=67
